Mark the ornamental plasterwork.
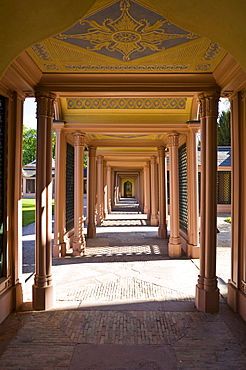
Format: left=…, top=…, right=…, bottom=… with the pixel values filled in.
left=201, top=42, right=221, bottom=61
left=64, top=64, right=189, bottom=72
left=31, top=43, right=53, bottom=60
left=55, top=0, right=198, bottom=62
left=67, top=98, right=187, bottom=110
left=195, top=64, right=211, bottom=71
left=44, top=64, right=59, bottom=71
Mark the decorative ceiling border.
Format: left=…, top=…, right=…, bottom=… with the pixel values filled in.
left=66, top=97, right=187, bottom=109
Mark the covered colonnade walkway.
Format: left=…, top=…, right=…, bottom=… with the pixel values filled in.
left=0, top=0, right=246, bottom=326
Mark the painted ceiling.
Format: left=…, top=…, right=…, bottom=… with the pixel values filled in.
left=27, top=0, right=227, bottom=73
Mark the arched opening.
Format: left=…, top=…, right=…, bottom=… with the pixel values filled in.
left=124, top=181, right=132, bottom=198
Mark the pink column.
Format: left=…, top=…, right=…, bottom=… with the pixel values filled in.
left=187, top=127, right=199, bottom=258
left=107, top=165, right=112, bottom=213
left=150, top=156, right=158, bottom=225
left=53, top=128, right=66, bottom=257
left=97, top=155, right=104, bottom=226
left=168, top=133, right=181, bottom=257
left=87, top=146, right=97, bottom=238
left=73, top=133, right=85, bottom=255
left=33, top=92, right=56, bottom=310
left=158, top=146, right=167, bottom=238
left=195, top=91, right=220, bottom=313
left=144, top=161, right=151, bottom=219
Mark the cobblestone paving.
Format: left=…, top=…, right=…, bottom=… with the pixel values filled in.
left=59, top=277, right=193, bottom=302
left=4, top=212, right=244, bottom=368
left=1, top=309, right=246, bottom=369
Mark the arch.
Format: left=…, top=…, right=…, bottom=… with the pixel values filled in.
left=0, top=0, right=246, bottom=78
left=0, top=0, right=96, bottom=77
left=124, top=181, right=132, bottom=198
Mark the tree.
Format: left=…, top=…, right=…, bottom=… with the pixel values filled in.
left=22, top=126, right=56, bottom=165
left=22, top=126, right=37, bottom=165
left=218, top=110, right=230, bottom=146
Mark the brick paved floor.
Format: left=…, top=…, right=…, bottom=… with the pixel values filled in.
left=1, top=212, right=246, bottom=369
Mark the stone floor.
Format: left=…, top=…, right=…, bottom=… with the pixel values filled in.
left=1, top=209, right=246, bottom=369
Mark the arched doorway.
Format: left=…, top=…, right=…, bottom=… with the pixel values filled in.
left=124, top=181, right=132, bottom=198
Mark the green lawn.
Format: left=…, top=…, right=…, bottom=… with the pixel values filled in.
left=22, top=198, right=54, bottom=227
left=224, top=217, right=231, bottom=224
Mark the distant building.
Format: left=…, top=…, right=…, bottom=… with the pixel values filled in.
left=22, top=159, right=56, bottom=198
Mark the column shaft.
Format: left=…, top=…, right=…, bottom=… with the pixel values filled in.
left=107, top=166, right=112, bottom=213
left=97, top=155, right=104, bottom=226
left=7, top=91, right=24, bottom=308
left=73, top=133, right=85, bottom=255
left=33, top=92, right=56, bottom=310
left=53, top=129, right=66, bottom=257
left=228, top=90, right=246, bottom=319
left=144, top=161, right=151, bottom=218
left=168, top=133, right=181, bottom=257
left=87, top=146, right=97, bottom=238
left=150, top=156, right=158, bottom=225
left=158, top=147, right=167, bottom=238
left=195, top=91, right=220, bottom=313
left=187, top=128, right=199, bottom=258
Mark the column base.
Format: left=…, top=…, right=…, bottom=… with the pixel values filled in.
left=87, top=225, right=96, bottom=238
left=158, top=225, right=167, bottom=239
left=168, top=237, right=181, bottom=257
left=96, top=216, right=103, bottom=226
left=195, top=284, right=219, bottom=313
left=53, top=242, right=66, bottom=258
left=187, top=243, right=200, bottom=259
left=32, top=284, right=54, bottom=310
left=228, top=281, right=246, bottom=321
left=72, top=242, right=85, bottom=256
left=150, top=215, right=158, bottom=226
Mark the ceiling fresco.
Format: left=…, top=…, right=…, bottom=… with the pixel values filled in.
left=27, top=0, right=227, bottom=73
left=54, top=0, right=199, bottom=62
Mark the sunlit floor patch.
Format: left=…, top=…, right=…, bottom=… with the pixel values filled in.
left=57, top=277, right=194, bottom=302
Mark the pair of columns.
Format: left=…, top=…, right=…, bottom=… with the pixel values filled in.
left=148, top=149, right=168, bottom=238
left=34, top=91, right=220, bottom=313
left=145, top=141, right=179, bottom=250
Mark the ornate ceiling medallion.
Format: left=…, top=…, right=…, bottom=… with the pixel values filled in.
left=55, top=0, right=199, bottom=62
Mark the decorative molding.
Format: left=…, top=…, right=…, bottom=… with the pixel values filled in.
left=201, top=42, right=221, bottom=61
left=67, top=97, right=187, bottom=110
left=31, top=43, right=53, bottom=60
left=35, top=92, right=56, bottom=118
left=64, top=64, right=189, bottom=72
left=44, top=64, right=59, bottom=71
left=195, top=64, right=211, bottom=71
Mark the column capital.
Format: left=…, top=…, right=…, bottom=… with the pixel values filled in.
left=158, top=146, right=166, bottom=157
left=88, top=146, right=97, bottom=157
left=198, top=91, right=220, bottom=118
left=168, top=132, right=179, bottom=147
left=35, top=92, right=56, bottom=118
left=241, top=90, right=246, bottom=101
left=150, top=155, right=157, bottom=164
left=73, top=132, right=85, bottom=147
left=97, top=155, right=104, bottom=164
